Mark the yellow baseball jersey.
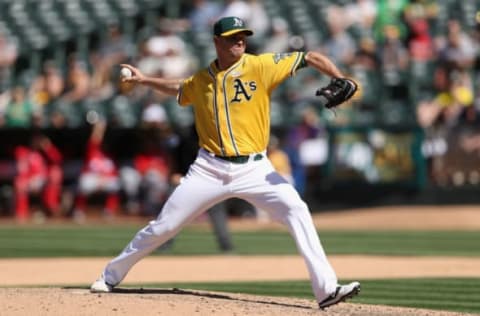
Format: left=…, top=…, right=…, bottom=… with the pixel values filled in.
left=177, top=52, right=306, bottom=156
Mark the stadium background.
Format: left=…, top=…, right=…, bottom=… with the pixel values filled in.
left=1, top=0, right=480, bottom=217
left=0, top=1, right=480, bottom=315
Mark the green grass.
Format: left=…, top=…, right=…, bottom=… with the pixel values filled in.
left=123, top=278, right=480, bottom=314
left=2, top=225, right=479, bottom=314
left=0, top=226, right=479, bottom=257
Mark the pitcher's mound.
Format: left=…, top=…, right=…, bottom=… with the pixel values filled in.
left=0, top=287, right=470, bottom=316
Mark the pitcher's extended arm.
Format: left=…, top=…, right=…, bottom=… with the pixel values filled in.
left=120, top=64, right=183, bottom=96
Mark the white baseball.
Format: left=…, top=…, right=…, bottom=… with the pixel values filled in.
left=120, top=67, right=132, bottom=78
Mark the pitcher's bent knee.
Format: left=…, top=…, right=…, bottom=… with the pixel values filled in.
left=148, top=217, right=181, bottom=239
left=288, top=201, right=312, bottom=217
left=291, top=199, right=309, bottom=212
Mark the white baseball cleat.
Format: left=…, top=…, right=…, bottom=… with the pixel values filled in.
left=318, top=281, right=361, bottom=309
left=90, top=276, right=114, bottom=293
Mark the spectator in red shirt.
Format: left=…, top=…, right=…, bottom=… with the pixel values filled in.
left=120, top=103, right=173, bottom=216
left=72, top=120, right=120, bottom=222
left=407, top=18, right=435, bottom=62
left=14, top=133, right=63, bottom=221
left=120, top=137, right=171, bottom=216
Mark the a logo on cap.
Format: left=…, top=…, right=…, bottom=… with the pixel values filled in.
left=233, top=18, right=243, bottom=27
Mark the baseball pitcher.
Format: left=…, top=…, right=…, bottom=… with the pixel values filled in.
left=91, top=16, right=359, bottom=309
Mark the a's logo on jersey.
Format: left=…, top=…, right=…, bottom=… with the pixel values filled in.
left=233, top=18, right=243, bottom=27
left=231, top=79, right=257, bottom=103
left=273, top=52, right=293, bottom=64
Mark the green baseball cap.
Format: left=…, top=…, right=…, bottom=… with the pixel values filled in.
left=213, top=16, right=253, bottom=37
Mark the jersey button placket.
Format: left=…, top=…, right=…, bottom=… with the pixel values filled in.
left=214, top=74, right=226, bottom=155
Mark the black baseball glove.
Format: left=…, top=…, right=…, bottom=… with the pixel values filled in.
left=315, top=78, right=358, bottom=109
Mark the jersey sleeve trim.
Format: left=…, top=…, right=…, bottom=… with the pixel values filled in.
left=177, top=82, right=187, bottom=106
left=297, top=52, right=308, bottom=69
left=290, top=52, right=305, bottom=77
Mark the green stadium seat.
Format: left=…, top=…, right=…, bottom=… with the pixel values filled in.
left=108, top=96, right=140, bottom=128
left=408, top=60, right=436, bottom=103
left=59, top=0, right=96, bottom=35
left=376, top=99, right=415, bottom=126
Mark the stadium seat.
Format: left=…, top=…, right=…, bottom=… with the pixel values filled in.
left=408, top=60, right=437, bottom=103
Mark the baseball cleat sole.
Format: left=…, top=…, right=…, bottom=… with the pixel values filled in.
left=318, top=281, right=361, bottom=309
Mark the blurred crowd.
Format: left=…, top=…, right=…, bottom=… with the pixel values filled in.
left=1, top=0, right=480, bottom=221
left=1, top=0, right=479, bottom=130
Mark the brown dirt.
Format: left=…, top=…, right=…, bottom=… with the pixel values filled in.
left=1, top=205, right=480, bottom=316
left=0, top=288, right=473, bottom=316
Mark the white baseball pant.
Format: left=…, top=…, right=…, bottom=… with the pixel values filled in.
left=102, top=148, right=338, bottom=302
